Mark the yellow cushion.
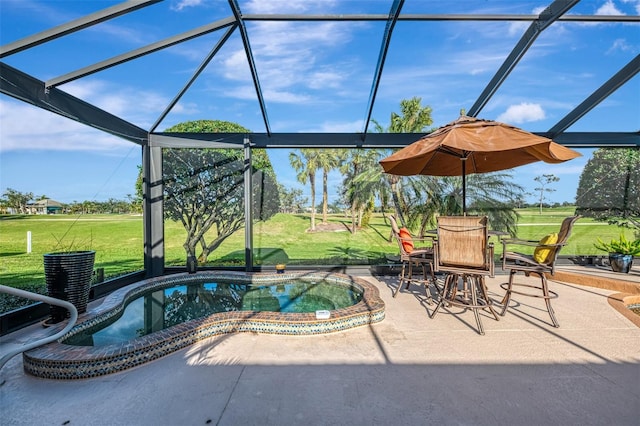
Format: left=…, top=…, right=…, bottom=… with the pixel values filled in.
left=533, top=233, right=558, bottom=263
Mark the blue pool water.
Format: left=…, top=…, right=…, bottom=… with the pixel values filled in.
left=64, top=278, right=363, bottom=346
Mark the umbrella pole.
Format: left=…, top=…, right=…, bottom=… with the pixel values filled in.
left=461, top=158, right=467, bottom=215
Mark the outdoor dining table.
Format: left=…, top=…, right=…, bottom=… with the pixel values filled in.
left=425, top=223, right=509, bottom=334
left=425, top=229, right=508, bottom=238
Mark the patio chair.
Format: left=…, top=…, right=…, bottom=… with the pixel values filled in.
left=499, top=215, right=581, bottom=327
left=429, top=215, right=499, bottom=335
left=389, top=215, right=436, bottom=302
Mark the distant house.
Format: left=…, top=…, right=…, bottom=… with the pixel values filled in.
left=27, top=199, right=64, bottom=214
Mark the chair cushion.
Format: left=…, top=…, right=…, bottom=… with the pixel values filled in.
left=533, top=233, right=558, bottom=263
left=399, top=228, right=414, bottom=253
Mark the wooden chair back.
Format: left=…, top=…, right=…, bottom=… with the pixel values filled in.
left=435, top=216, right=493, bottom=276
left=390, top=215, right=410, bottom=257
left=546, top=215, right=581, bottom=267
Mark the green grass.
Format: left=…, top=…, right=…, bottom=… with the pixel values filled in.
left=0, top=209, right=636, bottom=312
left=251, top=213, right=393, bottom=264
left=511, top=208, right=636, bottom=256
left=0, top=214, right=145, bottom=290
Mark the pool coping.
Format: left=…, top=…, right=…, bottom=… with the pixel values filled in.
left=22, top=271, right=385, bottom=380
left=550, top=268, right=640, bottom=328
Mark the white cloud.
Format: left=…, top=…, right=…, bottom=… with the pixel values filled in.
left=0, top=100, right=131, bottom=153
left=596, top=0, right=624, bottom=15
left=221, top=50, right=253, bottom=81
left=508, top=6, right=547, bottom=36
left=0, top=77, right=179, bottom=153
left=222, top=83, right=311, bottom=104
left=220, top=84, right=261, bottom=100
left=575, top=0, right=629, bottom=27
left=262, top=89, right=311, bottom=104
left=496, top=103, right=546, bottom=124
left=307, top=70, right=344, bottom=90
left=621, top=0, right=640, bottom=14
left=172, top=101, right=200, bottom=115
left=62, top=80, right=171, bottom=127
left=448, top=51, right=512, bottom=77
left=302, top=119, right=364, bottom=133
left=171, top=0, right=205, bottom=12
left=244, top=0, right=338, bottom=14
left=210, top=2, right=355, bottom=106
left=607, top=38, right=634, bottom=53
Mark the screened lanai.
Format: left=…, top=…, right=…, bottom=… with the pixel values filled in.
left=1, top=0, right=639, bottom=279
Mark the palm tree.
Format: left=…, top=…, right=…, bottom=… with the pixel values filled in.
left=466, top=173, right=523, bottom=236
left=385, top=96, right=434, bottom=133
left=368, top=97, right=434, bottom=227
left=392, top=174, right=441, bottom=235
left=316, top=150, right=347, bottom=224
left=341, top=149, right=384, bottom=233
left=289, top=149, right=320, bottom=231
left=405, top=173, right=523, bottom=236
left=370, top=98, right=522, bottom=235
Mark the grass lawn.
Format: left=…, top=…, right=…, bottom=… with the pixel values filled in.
left=0, top=214, right=145, bottom=290
left=0, top=208, right=635, bottom=312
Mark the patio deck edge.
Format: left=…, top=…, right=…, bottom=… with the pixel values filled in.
left=549, top=268, right=640, bottom=328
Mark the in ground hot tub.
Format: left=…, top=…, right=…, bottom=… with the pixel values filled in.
left=23, top=271, right=385, bottom=379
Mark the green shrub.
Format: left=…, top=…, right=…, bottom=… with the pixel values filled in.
left=594, top=233, right=640, bottom=256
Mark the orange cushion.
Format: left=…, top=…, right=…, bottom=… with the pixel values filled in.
left=399, top=228, right=414, bottom=253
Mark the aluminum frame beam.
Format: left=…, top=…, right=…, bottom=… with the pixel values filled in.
left=548, top=132, right=640, bottom=147
left=6, top=8, right=633, bottom=60
left=0, top=0, right=162, bottom=58
left=241, top=14, right=639, bottom=23
left=243, top=138, right=253, bottom=272
left=229, top=0, right=271, bottom=136
left=150, top=24, right=238, bottom=132
left=548, top=54, right=640, bottom=137
left=362, top=0, right=404, bottom=138
left=142, top=144, right=164, bottom=278
left=149, top=133, right=246, bottom=149
left=45, top=17, right=237, bottom=88
left=150, top=131, right=639, bottom=149
left=0, top=62, right=147, bottom=144
left=468, top=0, right=579, bottom=117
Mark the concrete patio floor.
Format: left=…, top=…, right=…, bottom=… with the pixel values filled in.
left=1, top=267, right=639, bottom=426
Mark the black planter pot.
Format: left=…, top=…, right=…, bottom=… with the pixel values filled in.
left=608, top=253, right=633, bottom=273
left=44, top=250, right=95, bottom=323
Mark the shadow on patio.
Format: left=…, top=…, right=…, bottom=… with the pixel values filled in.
left=1, top=272, right=639, bottom=425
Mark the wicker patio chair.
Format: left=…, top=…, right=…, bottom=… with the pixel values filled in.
left=499, top=215, right=581, bottom=327
left=429, top=215, right=499, bottom=335
left=389, top=215, right=436, bottom=302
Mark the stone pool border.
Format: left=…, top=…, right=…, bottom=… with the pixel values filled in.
left=23, top=271, right=385, bottom=380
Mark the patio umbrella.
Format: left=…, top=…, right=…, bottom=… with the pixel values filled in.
left=379, top=115, right=581, bottom=214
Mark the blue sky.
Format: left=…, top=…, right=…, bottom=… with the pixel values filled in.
left=1, top=0, right=638, bottom=206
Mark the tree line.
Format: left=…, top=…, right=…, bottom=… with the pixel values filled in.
left=0, top=189, right=142, bottom=215
left=3, top=98, right=637, bottom=264
left=157, top=99, right=528, bottom=268
left=158, top=106, right=639, bottom=265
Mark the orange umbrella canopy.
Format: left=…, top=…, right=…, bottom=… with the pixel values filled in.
left=379, top=115, right=581, bottom=176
